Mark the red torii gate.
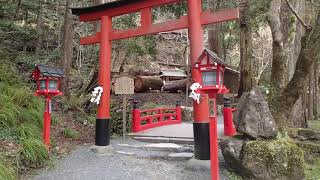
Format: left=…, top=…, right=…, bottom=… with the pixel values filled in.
left=72, top=1, right=238, bottom=179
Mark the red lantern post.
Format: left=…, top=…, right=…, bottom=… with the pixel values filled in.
left=194, top=48, right=230, bottom=180
left=32, top=65, right=64, bottom=148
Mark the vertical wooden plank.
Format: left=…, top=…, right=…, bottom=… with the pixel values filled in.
left=122, top=94, right=127, bottom=139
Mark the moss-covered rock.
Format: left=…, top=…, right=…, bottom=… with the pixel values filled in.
left=221, top=138, right=305, bottom=180
left=242, top=139, right=304, bottom=180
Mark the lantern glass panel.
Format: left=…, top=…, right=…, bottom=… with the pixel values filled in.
left=40, top=80, right=46, bottom=90
left=202, top=71, right=217, bottom=86
left=49, top=80, right=58, bottom=90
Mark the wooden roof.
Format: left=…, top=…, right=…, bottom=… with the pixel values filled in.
left=36, top=65, right=64, bottom=78
left=200, top=48, right=226, bottom=66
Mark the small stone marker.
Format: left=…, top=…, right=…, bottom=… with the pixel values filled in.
left=114, top=75, right=134, bottom=139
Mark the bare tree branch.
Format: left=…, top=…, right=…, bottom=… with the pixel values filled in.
left=285, top=0, right=310, bottom=30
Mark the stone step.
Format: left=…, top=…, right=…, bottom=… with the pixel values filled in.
left=132, top=136, right=194, bottom=145
left=118, top=142, right=193, bottom=153
left=114, top=149, right=194, bottom=161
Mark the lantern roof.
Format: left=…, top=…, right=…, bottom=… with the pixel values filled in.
left=197, top=48, right=226, bottom=66
left=35, top=65, right=64, bottom=78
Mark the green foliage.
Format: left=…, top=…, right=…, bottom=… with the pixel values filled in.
left=0, top=63, right=20, bottom=86
left=0, top=58, right=48, bottom=171
left=0, top=158, right=16, bottom=180
left=51, top=113, right=60, bottom=126
left=16, top=123, right=41, bottom=139
left=305, top=157, right=320, bottom=179
left=0, top=128, right=17, bottom=141
left=308, top=120, right=320, bottom=131
left=246, top=0, right=271, bottom=30
left=224, top=170, right=243, bottom=180
left=110, top=101, right=132, bottom=135
left=62, top=128, right=80, bottom=139
left=0, top=19, right=37, bottom=41
left=113, top=13, right=140, bottom=29
left=19, top=138, right=49, bottom=167
left=157, top=2, right=188, bottom=18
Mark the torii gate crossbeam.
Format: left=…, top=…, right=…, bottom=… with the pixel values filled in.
left=72, top=1, right=239, bottom=179
left=79, top=8, right=238, bottom=44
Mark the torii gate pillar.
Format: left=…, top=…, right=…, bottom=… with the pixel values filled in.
left=95, top=16, right=112, bottom=146
left=187, top=0, right=211, bottom=160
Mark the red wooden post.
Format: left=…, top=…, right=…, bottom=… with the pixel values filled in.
left=43, top=96, right=51, bottom=147
left=210, top=116, right=219, bottom=180
left=96, top=15, right=112, bottom=146
left=132, top=101, right=141, bottom=133
left=188, top=0, right=211, bottom=160
left=223, top=97, right=237, bottom=136
left=159, top=109, right=163, bottom=122
left=209, top=97, right=219, bottom=180
left=176, top=100, right=182, bottom=122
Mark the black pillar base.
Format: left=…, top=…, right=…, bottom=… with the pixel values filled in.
left=95, top=119, right=111, bottom=146
left=193, top=122, right=210, bottom=160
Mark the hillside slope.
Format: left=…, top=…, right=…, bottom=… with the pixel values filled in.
left=0, top=50, right=49, bottom=180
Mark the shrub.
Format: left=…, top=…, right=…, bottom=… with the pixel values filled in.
left=19, top=138, right=49, bottom=168
left=16, top=123, right=41, bottom=140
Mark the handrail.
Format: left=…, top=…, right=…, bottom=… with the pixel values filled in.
left=132, top=101, right=182, bottom=133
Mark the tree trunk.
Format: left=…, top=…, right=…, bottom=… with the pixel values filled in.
left=134, top=76, right=164, bottom=92
left=35, top=0, right=43, bottom=58
left=207, top=0, right=223, bottom=57
left=267, top=0, right=287, bottom=99
left=60, top=0, right=74, bottom=99
left=308, top=64, right=314, bottom=120
left=270, top=13, right=320, bottom=129
left=267, top=0, right=308, bottom=128
left=314, top=61, right=319, bottom=119
left=238, top=0, right=253, bottom=96
left=163, top=79, right=189, bottom=92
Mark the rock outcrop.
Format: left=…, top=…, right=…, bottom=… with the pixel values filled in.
left=221, top=138, right=305, bottom=180
left=221, top=88, right=305, bottom=180
left=234, top=87, right=278, bottom=139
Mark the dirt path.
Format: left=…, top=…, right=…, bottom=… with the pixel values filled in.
left=29, top=139, right=230, bottom=180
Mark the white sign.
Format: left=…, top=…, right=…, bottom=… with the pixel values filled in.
left=91, top=86, right=103, bottom=105
left=189, top=83, right=202, bottom=104
left=114, top=76, right=134, bottom=95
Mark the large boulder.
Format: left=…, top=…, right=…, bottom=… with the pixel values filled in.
left=220, top=138, right=245, bottom=172
left=235, top=87, right=278, bottom=139
left=221, top=138, right=305, bottom=180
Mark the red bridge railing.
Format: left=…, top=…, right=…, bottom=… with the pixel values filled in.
left=132, top=101, right=182, bottom=133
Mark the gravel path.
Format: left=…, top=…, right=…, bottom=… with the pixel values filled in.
left=31, top=139, right=230, bottom=180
